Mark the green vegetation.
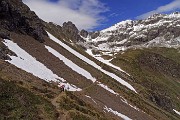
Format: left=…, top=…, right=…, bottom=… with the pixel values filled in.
left=57, top=91, right=108, bottom=120
left=111, top=48, right=180, bottom=112
left=67, top=110, right=92, bottom=120
left=0, top=79, right=58, bottom=120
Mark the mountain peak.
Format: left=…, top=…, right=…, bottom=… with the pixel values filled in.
left=62, top=21, right=85, bottom=42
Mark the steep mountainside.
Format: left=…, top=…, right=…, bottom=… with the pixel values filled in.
left=0, top=0, right=47, bottom=42
left=0, top=0, right=180, bottom=120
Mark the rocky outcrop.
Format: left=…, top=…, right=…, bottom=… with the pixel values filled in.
left=0, top=41, right=16, bottom=60
left=150, top=92, right=173, bottom=112
left=89, top=31, right=100, bottom=39
left=0, top=31, right=10, bottom=39
left=0, top=0, right=47, bottom=42
left=62, top=21, right=84, bottom=42
left=80, top=29, right=88, bottom=38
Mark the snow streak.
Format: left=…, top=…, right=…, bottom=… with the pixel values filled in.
left=104, top=106, right=132, bottom=120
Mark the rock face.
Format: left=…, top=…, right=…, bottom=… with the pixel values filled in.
left=89, top=31, right=100, bottom=39
left=80, top=29, right=88, bottom=38
left=0, top=31, right=10, bottom=39
left=0, top=0, right=47, bottom=42
left=62, top=21, right=84, bottom=42
left=0, top=41, right=16, bottom=60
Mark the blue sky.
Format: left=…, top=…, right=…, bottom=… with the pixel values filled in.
left=98, top=0, right=177, bottom=30
left=23, top=0, right=180, bottom=31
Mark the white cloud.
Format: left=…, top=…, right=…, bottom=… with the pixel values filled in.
left=22, top=0, right=108, bottom=30
left=137, top=0, right=180, bottom=19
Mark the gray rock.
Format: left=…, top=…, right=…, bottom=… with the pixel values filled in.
left=62, top=21, right=84, bottom=42
left=0, top=42, right=16, bottom=60
left=80, top=29, right=88, bottom=38
left=0, top=31, right=10, bottom=39
left=89, top=31, right=100, bottom=39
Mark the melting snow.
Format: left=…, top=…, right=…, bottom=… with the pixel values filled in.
left=3, top=39, right=81, bottom=91
left=97, top=82, right=118, bottom=95
left=3, top=39, right=63, bottom=82
left=173, top=109, right=180, bottom=116
left=59, top=83, right=82, bottom=91
left=86, top=49, right=130, bottom=76
left=120, top=97, right=140, bottom=111
left=47, top=32, right=137, bottom=93
left=97, top=81, right=140, bottom=111
left=45, top=45, right=96, bottom=82
left=85, top=95, right=97, bottom=104
left=104, top=106, right=132, bottom=120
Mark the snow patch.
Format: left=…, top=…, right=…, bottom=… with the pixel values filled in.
left=97, top=82, right=118, bottom=95
left=173, top=109, right=180, bottom=116
left=59, top=83, right=82, bottom=91
left=104, top=106, right=132, bottom=120
left=120, top=97, right=140, bottom=111
left=85, top=95, right=97, bottom=104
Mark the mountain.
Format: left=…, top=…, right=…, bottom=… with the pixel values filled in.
left=0, top=0, right=180, bottom=120
left=80, top=12, right=180, bottom=52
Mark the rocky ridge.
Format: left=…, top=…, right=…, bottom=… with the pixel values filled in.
left=79, top=12, right=180, bottom=55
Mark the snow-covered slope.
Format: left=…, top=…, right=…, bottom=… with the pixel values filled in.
left=47, top=32, right=137, bottom=93
left=3, top=39, right=62, bottom=82
left=81, top=12, right=180, bottom=56
left=3, top=39, right=81, bottom=91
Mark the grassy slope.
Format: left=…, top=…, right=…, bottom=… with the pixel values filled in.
left=111, top=48, right=180, bottom=113
left=0, top=79, right=58, bottom=120
left=56, top=91, right=109, bottom=120
left=0, top=78, right=108, bottom=120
